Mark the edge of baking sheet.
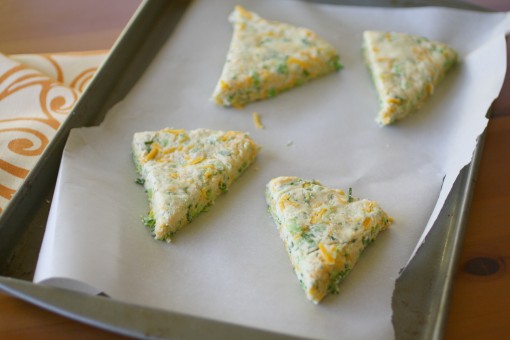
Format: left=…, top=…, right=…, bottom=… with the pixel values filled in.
left=0, top=0, right=492, bottom=339
left=392, top=135, right=485, bottom=339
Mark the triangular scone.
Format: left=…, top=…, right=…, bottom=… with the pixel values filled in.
left=212, top=5, right=341, bottom=107
left=363, top=31, right=458, bottom=125
left=266, top=176, right=392, bottom=303
left=133, top=128, right=259, bottom=242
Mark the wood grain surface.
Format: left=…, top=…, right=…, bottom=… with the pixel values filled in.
left=0, top=0, right=140, bottom=54
left=0, top=1, right=509, bottom=339
left=444, top=115, right=510, bottom=340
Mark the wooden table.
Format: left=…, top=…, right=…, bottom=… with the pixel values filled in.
left=0, top=1, right=509, bottom=339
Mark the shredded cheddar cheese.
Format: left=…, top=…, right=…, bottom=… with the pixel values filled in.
left=310, top=207, right=327, bottom=224
left=144, top=144, right=160, bottom=163
left=188, top=156, right=205, bottom=165
left=252, top=112, right=264, bottom=129
left=319, top=242, right=335, bottom=265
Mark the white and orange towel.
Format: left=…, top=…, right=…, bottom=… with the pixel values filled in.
left=0, top=50, right=108, bottom=213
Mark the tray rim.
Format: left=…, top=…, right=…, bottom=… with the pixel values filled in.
left=0, top=0, right=495, bottom=339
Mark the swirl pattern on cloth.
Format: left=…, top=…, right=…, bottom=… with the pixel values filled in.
left=0, top=50, right=107, bottom=213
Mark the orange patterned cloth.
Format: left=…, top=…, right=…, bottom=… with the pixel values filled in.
left=0, top=50, right=108, bottom=214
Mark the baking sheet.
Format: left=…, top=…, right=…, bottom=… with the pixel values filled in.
left=33, top=1, right=510, bottom=339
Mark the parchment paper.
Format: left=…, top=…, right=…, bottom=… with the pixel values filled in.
left=34, top=1, right=510, bottom=339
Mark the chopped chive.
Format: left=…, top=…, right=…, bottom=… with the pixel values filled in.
left=142, top=215, right=156, bottom=230
left=277, top=63, right=288, bottom=75
left=330, top=56, right=342, bottom=71
left=252, top=72, right=260, bottom=88
left=144, top=140, right=153, bottom=152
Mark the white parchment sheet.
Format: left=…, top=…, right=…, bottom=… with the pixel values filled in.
left=34, top=1, right=510, bottom=339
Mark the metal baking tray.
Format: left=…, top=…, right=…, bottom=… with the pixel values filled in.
left=0, top=0, right=491, bottom=338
